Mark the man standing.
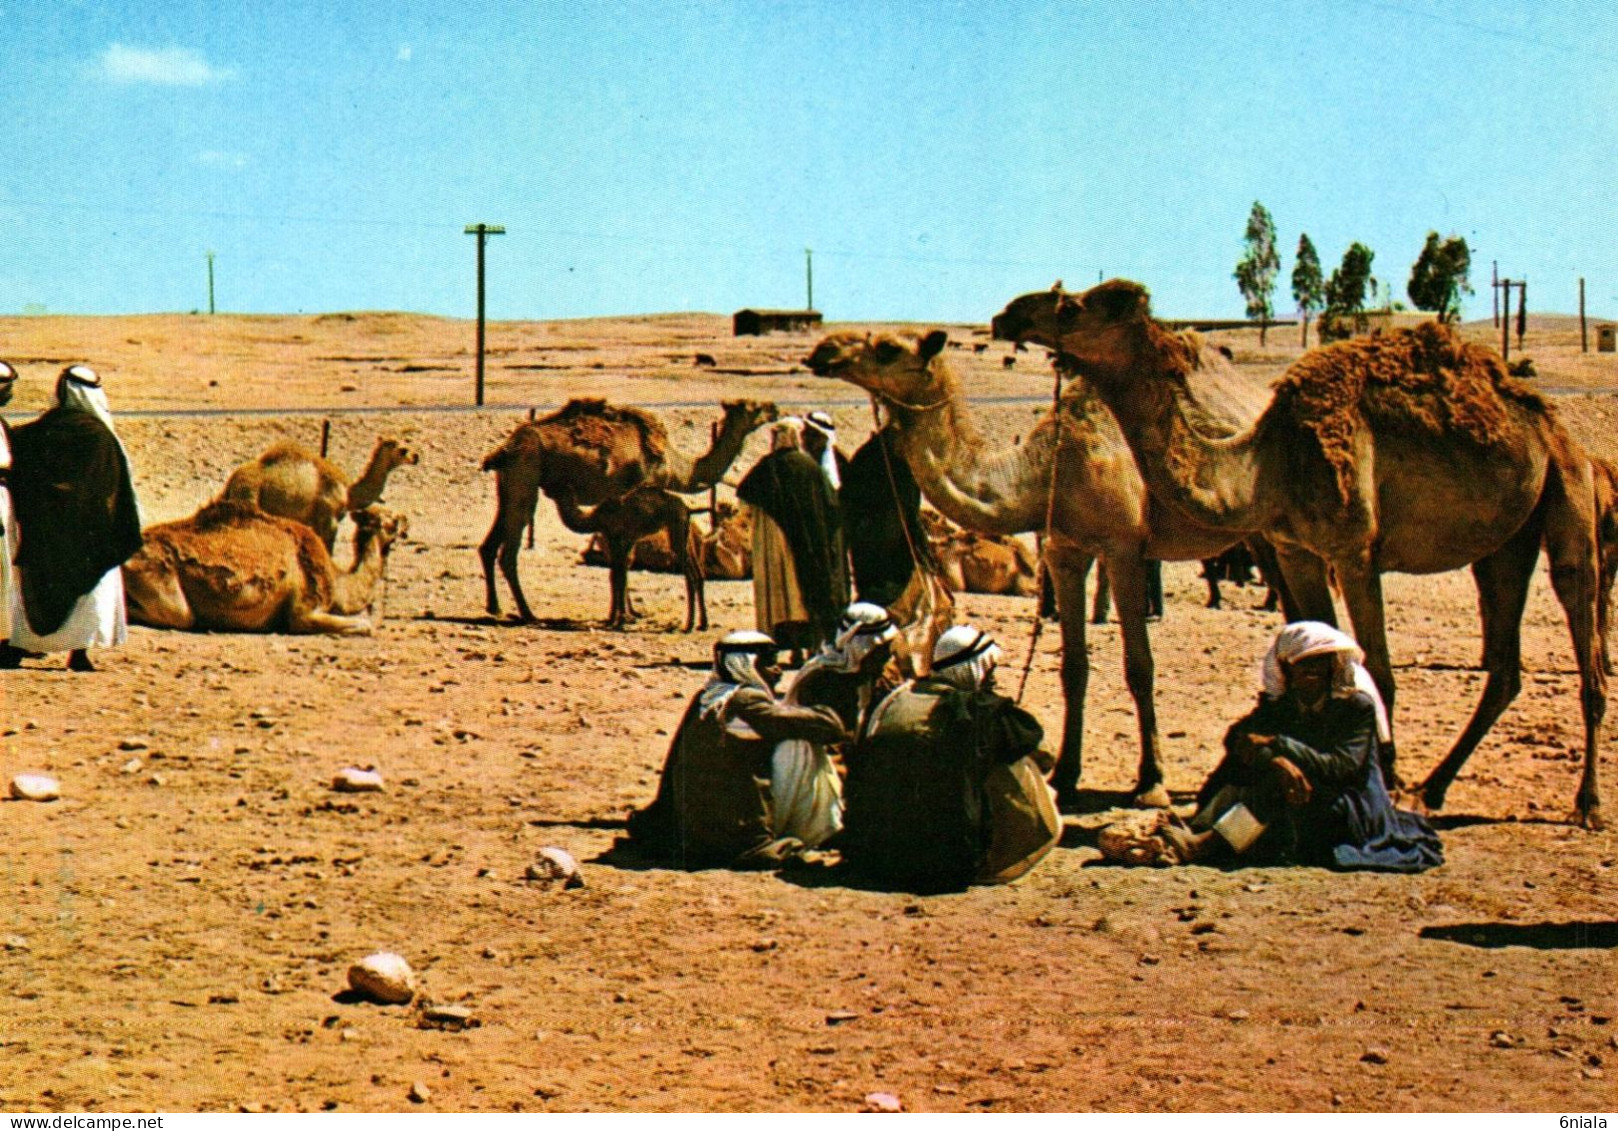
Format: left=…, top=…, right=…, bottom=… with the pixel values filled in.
left=0, top=362, right=18, bottom=655
left=2, top=365, right=143, bottom=672
left=737, top=418, right=850, bottom=661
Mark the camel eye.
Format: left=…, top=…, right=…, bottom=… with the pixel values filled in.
left=873, top=341, right=903, bottom=364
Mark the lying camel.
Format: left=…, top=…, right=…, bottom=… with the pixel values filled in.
left=920, top=512, right=1040, bottom=596
left=221, top=436, right=418, bottom=549
left=123, top=501, right=407, bottom=635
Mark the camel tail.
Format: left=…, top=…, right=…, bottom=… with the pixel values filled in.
left=480, top=442, right=515, bottom=473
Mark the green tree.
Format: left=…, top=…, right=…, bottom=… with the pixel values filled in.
left=1407, top=231, right=1473, bottom=323
left=1291, top=233, right=1324, bottom=347
left=1322, top=242, right=1377, bottom=339
left=1233, top=202, right=1281, bottom=345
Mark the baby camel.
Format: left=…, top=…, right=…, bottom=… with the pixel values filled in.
left=123, top=501, right=408, bottom=635
left=222, top=436, right=418, bottom=549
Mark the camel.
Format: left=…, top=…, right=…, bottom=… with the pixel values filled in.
left=992, top=278, right=1606, bottom=828
left=222, top=437, right=418, bottom=550
left=920, top=512, right=1040, bottom=597
left=1591, top=455, right=1618, bottom=676
left=554, top=487, right=707, bottom=632
left=479, top=398, right=778, bottom=623
left=582, top=499, right=752, bottom=580
left=805, top=327, right=1291, bottom=807
left=123, top=501, right=408, bottom=635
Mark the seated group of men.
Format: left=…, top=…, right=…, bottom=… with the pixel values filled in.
left=628, top=610, right=1443, bottom=889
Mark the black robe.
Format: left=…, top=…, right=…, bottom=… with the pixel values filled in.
left=736, top=448, right=849, bottom=642
left=7, top=408, right=143, bottom=636
left=840, top=428, right=937, bottom=608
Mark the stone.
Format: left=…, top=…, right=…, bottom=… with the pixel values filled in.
left=408, top=1081, right=431, bottom=1104
left=1360, top=1047, right=1390, bottom=1065
left=347, top=952, right=416, bottom=1005
left=10, top=774, right=60, bottom=802
left=525, top=847, right=583, bottom=889
left=332, top=767, right=385, bottom=793
left=864, top=1092, right=903, bottom=1112
left=419, top=1003, right=477, bottom=1031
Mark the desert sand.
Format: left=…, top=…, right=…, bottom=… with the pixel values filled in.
left=0, top=309, right=1614, bottom=1112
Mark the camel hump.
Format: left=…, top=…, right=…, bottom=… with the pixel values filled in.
left=544, top=398, right=671, bottom=462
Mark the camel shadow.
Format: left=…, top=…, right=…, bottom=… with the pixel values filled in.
left=415, top=612, right=595, bottom=632
left=1419, top=921, right=1618, bottom=950
left=1058, top=788, right=1200, bottom=816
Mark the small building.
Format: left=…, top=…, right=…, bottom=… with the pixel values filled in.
left=733, top=308, right=822, bottom=336
left=1598, top=324, right=1616, bottom=353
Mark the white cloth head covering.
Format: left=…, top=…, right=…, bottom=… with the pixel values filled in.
left=820, top=602, right=898, bottom=673
left=1260, top=620, right=1391, bottom=742
left=0, top=360, right=16, bottom=383
left=803, top=410, right=841, bottom=490
left=700, top=629, right=779, bottom=736
left=770, top=417, right=804, bottom=451
left=930, top=623, right=1002, bottom=692
left=57, top=365, right=116, bottom=431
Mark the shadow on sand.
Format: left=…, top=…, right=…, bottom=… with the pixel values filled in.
left=1419, top=921, right=1618, bottom=950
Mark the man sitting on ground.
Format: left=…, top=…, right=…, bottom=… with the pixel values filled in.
left=627, top=630, right=848, bottom=869
left=1155, top=621, right=1442, bottom=872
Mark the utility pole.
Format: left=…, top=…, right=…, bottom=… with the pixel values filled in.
left=1580, top=277, right=1588, bottom=352
left=805, top=248, right=814, bottom=311
left=206, top=250, right=216, bottom=315
left=464, top=223, right=506, bottom=406
left=1499, top=278, right=1512, bottom=360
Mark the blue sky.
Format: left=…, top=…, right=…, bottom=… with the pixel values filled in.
left=3, top=1, right=1614, bottom=322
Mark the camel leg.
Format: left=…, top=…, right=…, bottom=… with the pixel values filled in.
left=1248, top=537, right=1294, bottom=618
left=478, top=517, right=504, bottom=616
left=1333, top=555, right=1398, bottom=783
left=481, top=483, right=539, bottom=622
left=672, top=513, right=706, bottom=633
left=1539, top=478, right=1605, bottom=827
left=1418, top=514, right=1542, bottom=814
left=1270, top=544, right=1336, bottom=626
left=288, top=609, right=374, bottom=635
left=605, top=539, right=630, bottom=630
left=1090, top=560, right=1111, bottom=624
left=1202, top=561, right=1222, bottom=610
left=121, top=570, right=197, bottom=630
left=1046, top=547, right=1094, bottom=807
left=1103, top=547, right=1168, bottom=807
left=1598, top=548, right=1616, bottom=678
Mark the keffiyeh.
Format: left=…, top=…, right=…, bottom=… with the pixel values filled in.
left=1260, top=620, right=1390, bottom=742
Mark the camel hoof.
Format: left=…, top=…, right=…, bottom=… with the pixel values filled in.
left=1577, top=805, right=1604, bottom=832
left=1132, top=784, right=1172, bottom=810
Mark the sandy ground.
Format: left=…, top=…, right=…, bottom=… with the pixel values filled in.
left=0, top=311, right=1615, bottom=1113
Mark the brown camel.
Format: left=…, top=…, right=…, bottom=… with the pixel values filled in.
left=992, top=279, right=1606, bottom=828
left=582, top=499, right=753, bottom=580
left=805, top=327, right=1296, bottom=807
left=123, top=501, right=408, bottom=635
left=479, top=398, right=778, bottom=623
left=920, top=512, right=1040, bottom=597
left=221, top=437, right=418, bottom=549
left=1592, top=455, right=1618, bottom=676
left=555, top=487, right=707, bottom=632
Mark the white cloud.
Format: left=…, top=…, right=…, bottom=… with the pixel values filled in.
left=397, top=44, right=413, bottom=62
left=99, top=44, right=235, bottom=86
left=197, top=150, right=247, bottom=170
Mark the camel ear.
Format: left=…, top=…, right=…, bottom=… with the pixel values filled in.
left=919, top=330, right=948, bottom=360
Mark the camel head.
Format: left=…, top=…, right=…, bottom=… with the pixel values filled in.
left=804, top=330, right=950, bottom=411
left=719, top=398, right=780, bottom=434
left=371, top=437, right=421, bottom=472
left=350, top=504, right=409, bottom=556
left=991, top=279, right=1156, bottom=377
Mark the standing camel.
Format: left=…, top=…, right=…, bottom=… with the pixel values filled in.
left=479, top=398, right=777, bottom=623
left=222, top=436, right=418, bottom=550
left=554, top=486, right=707, bottom=632
left=992, top=279, right=1606, bottom=828
left=805, top=328, right=1299, bottom=808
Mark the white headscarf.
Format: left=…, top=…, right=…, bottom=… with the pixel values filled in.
left=1260, top=620, right=1391, bottom=742
left=699, top=629, right=779, bottom=737
left=803, top=410, right=841, bottom=490
left=819, top=602, right=897, bottom=673
left=57, top=365, right=117, bottom=434
left=930, top=623, right=1003, bottom=692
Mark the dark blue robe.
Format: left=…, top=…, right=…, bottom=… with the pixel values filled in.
left=1197, top=691, right=1443, bottom=873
